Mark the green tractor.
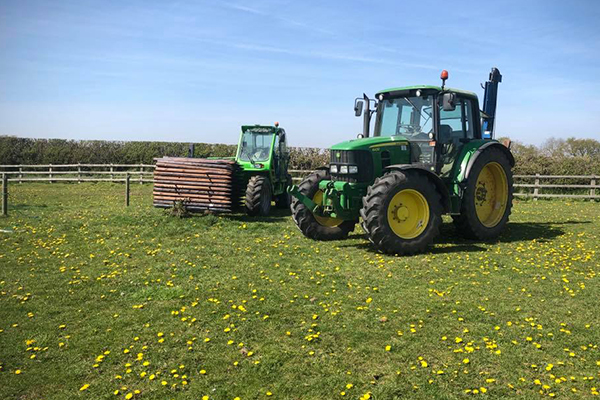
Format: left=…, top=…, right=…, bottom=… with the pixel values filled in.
left=289, top=68, right=514, bottom=254
left=237, top=124, right=292, bottom=216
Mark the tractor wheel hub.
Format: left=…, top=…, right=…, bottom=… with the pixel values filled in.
left=392, top=204, right=409, bottom=222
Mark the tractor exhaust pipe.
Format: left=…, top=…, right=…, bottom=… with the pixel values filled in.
left=482, top=67, right=502, bottom=139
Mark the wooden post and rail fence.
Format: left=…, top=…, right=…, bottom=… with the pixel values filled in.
left=0, top=164, right=598, bottom=216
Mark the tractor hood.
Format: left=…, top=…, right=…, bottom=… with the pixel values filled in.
left=330, top=135, right=409, bottom=151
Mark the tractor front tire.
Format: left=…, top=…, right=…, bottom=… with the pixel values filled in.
left=245, top=175, right=272, bottom=216
left=276, top=174, right=293, bottom=209
left=291, top=170, right=355, bottom=240
left=453, top=147, right=513, bottom=240
left=361, top=171, right=442, bottom=255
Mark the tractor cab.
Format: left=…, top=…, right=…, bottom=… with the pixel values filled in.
left=361, top=86, right=483, bottom=178
left=235, top=124, right=292, bottom=215
left=238, top=125, right=278, bottom=165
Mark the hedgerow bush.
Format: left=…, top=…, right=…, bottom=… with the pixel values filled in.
left=1, top=136, right=599, bottom=175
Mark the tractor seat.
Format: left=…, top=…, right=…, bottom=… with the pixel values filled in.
left=439, top=124, right=453, bottom=141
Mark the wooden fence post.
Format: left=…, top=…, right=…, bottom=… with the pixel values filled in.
left=139, top=163, right=143, bottom=184
left=2, top=174, right=7, bottom=216
left=533, top=173, right=540, bottom=201
left=591, top=175, right=597, bottom=199
left=19, top=166, right=22, bottom=184
left=78, top=163, right=81, bottom=184
left=110, top=163, right=114, bottom=181
left=49, top=164, right=53, bottom=184
left=125, top=173, right=130, bottom=206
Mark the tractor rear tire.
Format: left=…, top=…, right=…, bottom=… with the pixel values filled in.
left=453, top=147, right=513, bottom=240
left=291, top=169, right=356, bottom=240
left=361, top=170, right=442, bottom=255
left=245, top=175, right=272, bottom=216
left=276, top=174, right=293, bottom=209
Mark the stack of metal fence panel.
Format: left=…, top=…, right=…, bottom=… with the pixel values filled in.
left=153, top=157, right=239, bottom=213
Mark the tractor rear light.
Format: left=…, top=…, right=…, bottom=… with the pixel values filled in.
left=348, top=165, right=359, bottom=174
left=330, top=165, right=338, bottom=174
left=339, top=165, right=349, bottom=174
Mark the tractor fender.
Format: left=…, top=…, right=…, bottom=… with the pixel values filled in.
left=384, top=165, right=451, bottom=213
left=463, top=142, right=515, bottom=182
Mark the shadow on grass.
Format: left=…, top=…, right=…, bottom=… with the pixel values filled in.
left=339, top=220, right=583, bottom=255
left=498, top=221, right=586, bottom=243
left=208, top=207, right=291, bottom=223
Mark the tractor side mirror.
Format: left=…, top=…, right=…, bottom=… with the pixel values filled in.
left=354, top=99, right=364, bottom=117
left=442, top=93, right=456, bottom=112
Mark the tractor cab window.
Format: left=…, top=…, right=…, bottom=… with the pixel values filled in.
left=439, top=105, right=464, bottom=140
left=375, top=95, right=434, bottom=138
left=274, top=134, right=280, bottom=155
left=278, top=133, right=288, bottom=154
left=439, top=98, right=475, bottom=141
left=238, top=131, right=273, bottom=162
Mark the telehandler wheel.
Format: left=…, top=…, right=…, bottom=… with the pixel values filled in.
left=453, top=147, right=513, bottom=240
left=361, top=170, right=442, bottom=255
left=291, top=169, right=356, bottom=240
left=275, top=174, right=293, bottom=209
left=245, top=175, right=272, bottom=216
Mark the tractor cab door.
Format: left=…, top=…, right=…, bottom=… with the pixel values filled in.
left=273, top=131, right=289, bottom=183
left=436, top=96, right=477, bottom=177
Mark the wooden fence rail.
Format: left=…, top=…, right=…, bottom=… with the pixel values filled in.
left=0, top=163, right=154, bottom=184
left=0, top=165, right=598, bottom=200
left=513, top=174, right=599, bottom=200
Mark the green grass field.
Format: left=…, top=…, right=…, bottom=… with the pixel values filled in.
left=1, top=183, right=599, bottom=400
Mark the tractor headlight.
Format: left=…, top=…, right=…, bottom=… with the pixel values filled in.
left=339, top=165, right=348, bottom=174
left=330, top=165, right=338, bottom=174
left=348, top=165, right=358, bottom=174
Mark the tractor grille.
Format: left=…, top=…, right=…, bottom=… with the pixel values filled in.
left=329, top=150, right=374, bottom=183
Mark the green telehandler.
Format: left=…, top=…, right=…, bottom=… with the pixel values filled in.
left=236, top=124, right=292, bottom=215
left=154, top=124, right=291, bottom=216
left=289, top=68, right=514, bottom=254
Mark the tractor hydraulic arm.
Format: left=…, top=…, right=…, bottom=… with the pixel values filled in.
left=287, top=185, right=323, bottom=215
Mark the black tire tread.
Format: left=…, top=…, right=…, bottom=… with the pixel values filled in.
left=245, top=175, right=271, bottom=216
left=453, top=147, right=513, bottom=240
left=361, top=170, right=442, bottom=255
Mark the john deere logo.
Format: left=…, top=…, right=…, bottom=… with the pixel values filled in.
left=336, top=152, right=341, bottom=159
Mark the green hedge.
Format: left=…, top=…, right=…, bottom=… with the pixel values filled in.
left=1, top=136, right=598, bottom=176
left=0, top=136, right=330, bottom=171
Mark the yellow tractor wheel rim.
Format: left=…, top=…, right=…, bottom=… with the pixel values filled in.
left=474, top=162, right=508, bottom=228
left=312, top=190, right=343, bottom=227
left=387, top=189, right=430, bottom=239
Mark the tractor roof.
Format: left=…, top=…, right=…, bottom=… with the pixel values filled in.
left=376, top=85, right=478, bottom=99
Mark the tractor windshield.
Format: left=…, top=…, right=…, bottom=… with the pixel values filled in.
left=374, top=95, right=433, bottom=138
left=238, top=131, right=274, bottom=162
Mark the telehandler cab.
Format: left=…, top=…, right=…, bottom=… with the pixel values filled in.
left=289, top=68, right=514, bottom=254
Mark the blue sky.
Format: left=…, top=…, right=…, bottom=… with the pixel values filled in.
left=1, top=0, right=599, bottom=148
